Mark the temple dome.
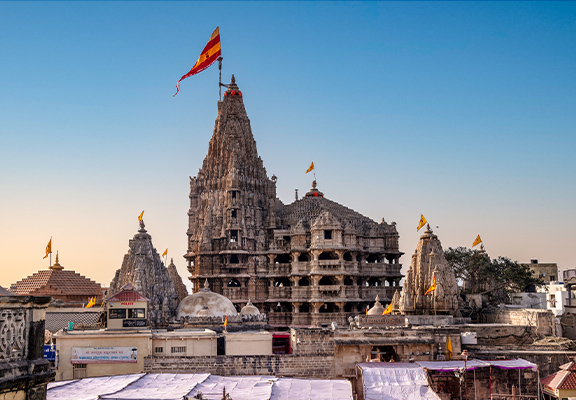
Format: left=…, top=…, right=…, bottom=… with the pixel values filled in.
left=367, top=295, right=385, bottom=315
left=176, top=281, right=238, bottom=319
left=240, top=299, right=260, bottom=316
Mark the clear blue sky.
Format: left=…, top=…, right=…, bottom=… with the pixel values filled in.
left=1, top=1, right=575, bottom=290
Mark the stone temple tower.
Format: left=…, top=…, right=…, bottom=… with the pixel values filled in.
left=185, top=75, right=278, bottom=299
left=185, top=76, right=404, bottom=328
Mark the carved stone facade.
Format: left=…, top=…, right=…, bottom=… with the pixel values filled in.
left=109, top=221, right=179, bottom=327
left=185, top=76, right=403, bottom=328
left=0, top=295, right=54, bottom=400
left=400, top=225, right=459, bottom=316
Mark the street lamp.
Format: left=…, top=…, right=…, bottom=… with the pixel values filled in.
left=462, top=350, right=469, bottom=400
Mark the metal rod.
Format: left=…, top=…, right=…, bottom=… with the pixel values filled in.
left=218, top=56, right=223, bottom=101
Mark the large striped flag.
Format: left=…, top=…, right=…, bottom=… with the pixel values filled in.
left=174, top=27, right=221, bottom=96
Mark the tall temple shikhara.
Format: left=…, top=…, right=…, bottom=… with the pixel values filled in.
left=185, top=76, right=404, bottom=327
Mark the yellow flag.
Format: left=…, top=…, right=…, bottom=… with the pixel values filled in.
left=43, top=238, right=52, bottom=259
left=224, top=314, right=228, bottom=331
left=472, top=234, right=482, bottom=247
left=162, top=249, right=168, bottom=257
left=424, top=276, right=436, bottom=296
left=382, top=302, right=393, bottom=315
left=417, top=214, right=427, bottom=232
left=138, top=210, right=144, bottom=223
left=85, top=296, right=95, bottom=308
left=446, top=335, right=453, bottom=360
left=306, top=162, right=314, bottom=174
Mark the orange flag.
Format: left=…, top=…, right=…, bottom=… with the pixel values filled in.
left=43, top=238, right=52, bottom=259
left=174, top=27, right=221, bottom=96
left=224, top=314, right=228, bottom=331
left=162, top=249, right=168, bottom=257
left=472, top=235, right=482, bottom=247
left=417, top=214, right=427, bottom=232
left=138, top=210, right=144, bottom=223
left=382, top=302, right=393, bottom=315
left=424, top=276, right=436, bottom=296
left=306, top=162, right=314, bottom=174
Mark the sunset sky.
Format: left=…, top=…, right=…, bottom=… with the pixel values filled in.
left=1, top=2, right=575, bottom=291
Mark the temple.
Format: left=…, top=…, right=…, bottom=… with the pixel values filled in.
left=185, top=76, right=404, bottom=328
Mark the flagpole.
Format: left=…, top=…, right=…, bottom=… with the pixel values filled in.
left=433, top=271, right=437, bottom=327
left=218, top=56, right=223, bottom=101
left=49, top=237, right=52, bottom=267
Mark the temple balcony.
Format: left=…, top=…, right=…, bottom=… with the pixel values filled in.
left=268, top=311, right=292, bottom=327
left=268, top=263, right=291, bottom=275
left=291, top=313, right=313, bottom=327
left=268, top=286, right=292, bottom=299
left=315, top=285, right=342, bottom=298
left=359, top=286, right=394, bottom=301
left=291, top=287, right=312, bottom=299
left=311, top=312, right=348, bottom=327
left=291, top=262, right=311, bottom=274
left=222, top=287, right=248, bottom=300
left=344, top=286, right=359, bottom=298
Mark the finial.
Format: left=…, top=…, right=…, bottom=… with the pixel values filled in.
left=201, top=278, right=211, bottom=292
left=50, top=251, right=63, bottom=270
left=139, top=218, right=146, bottom=232
left=247, top=299, right=253, bottom=306
left=312, top=180, right=317, bottom=189
left=375, top=294, right=380, bottom=303
left=170, top=257, right=174, bottom=264
left=425, top=224, right=432, bottom=233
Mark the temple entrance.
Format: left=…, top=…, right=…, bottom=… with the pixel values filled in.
left=370, top=345, right=398, bottom=362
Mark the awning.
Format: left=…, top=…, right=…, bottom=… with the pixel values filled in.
left=185, top=375, right=275, bottom=400
left=47, top=374, right=145, bottom=400
left=270, top=377, right=353, bottom=400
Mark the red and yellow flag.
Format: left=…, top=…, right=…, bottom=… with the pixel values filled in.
left=424, top=276, right=436, bottom=296
left=43, top=238, right=52, bottom=259
left=138, top=210, right=144, bottom=223
left=417, top=214, right=427, bottom=232
left=174, top=27, right=221, bottom=96
left=472, top=234, right=482, bottom=247
left=306, top=162, right=314, bottom=174
left=382, top=302, right=393, bottom=316
left=224, top=314, right=228, bottom=331
left=85, top=296, right=95, bottom=308
left=162, top=249, right=168, bottom=257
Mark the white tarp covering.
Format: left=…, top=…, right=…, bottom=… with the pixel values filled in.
left=270, top=377, right=353, bottom=400
left=416, top=360, right=488, bottom=371
left=47, top=373, right=145, bottom=400
left=185, top=375, right=275, bottom=400
left=47, top=373, right=353, bottom=400
left=100, top=373, right=210, bottom=400
left=358, top=363, right=439, bottom=400
left=485, top=359, right=537, bottom=370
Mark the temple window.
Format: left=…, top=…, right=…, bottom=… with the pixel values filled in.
left=230, top=230, right=238, bottom=242
left=324, top=230, right=332, bottom=240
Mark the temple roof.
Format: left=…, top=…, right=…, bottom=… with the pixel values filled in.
left=281, top=187, right=390, bottom=235
left=541, top=369, right=576, bottom=390
left=0, top=285, right=13, bottom=296
left=10, top=255, right=102, bottom=297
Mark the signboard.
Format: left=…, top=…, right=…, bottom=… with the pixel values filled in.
left=44, top=345, right=56, bottom=361
left=358, top=315, right=405, bottom=328
left=71, top=347, right=138, bottom=364
left=123, top=319, right=147, bottom=328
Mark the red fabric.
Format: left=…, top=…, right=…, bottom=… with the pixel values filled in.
left=174, top=31, right=221, bottom=96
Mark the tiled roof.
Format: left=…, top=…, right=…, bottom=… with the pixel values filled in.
left=560, top=361, right=576, bottom=371
left=10, top=269, right=102, bottom=296
left=541, top=370, right=576, bottom=390
left=45, top=311, right=103, bottom=333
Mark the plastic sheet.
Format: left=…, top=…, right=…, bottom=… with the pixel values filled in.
left=185, top=375, right=275, bottom=400
left=100, top=373, right=210, bottom=400
left=270, top=377, right=353, bottom=400
left=47, top=373, right=145, bottom=400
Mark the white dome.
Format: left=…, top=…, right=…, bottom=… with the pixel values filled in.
left=240, top=299, right=260, bottom=316
left=176, top=288, right=238, bottom=319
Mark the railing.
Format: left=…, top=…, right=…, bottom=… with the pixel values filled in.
left=222, top=287, right=247, bottom=300
left=268, top=311, right=292, bottom=326
left=315, top=285, right=342, bottom=298
left=311, top=312, right=348, bottom=327
left=291, top=262, right=311, bottom=274
left=292, top=313, right=313, bottom=327
left=268, top=286, right=292, bottom=299
left=359, top=286, right=392, bottom=300
left=344, top=286, right=359, bottom=298
left=291, top=287, right=312, bottom=299
left=268, top=263, right=291, bottom=275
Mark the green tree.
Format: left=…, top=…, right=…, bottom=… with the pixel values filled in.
left=444, top=247, right=544, bottom=304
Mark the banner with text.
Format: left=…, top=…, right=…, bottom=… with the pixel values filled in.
left=71, top=346, right=138, bottom=364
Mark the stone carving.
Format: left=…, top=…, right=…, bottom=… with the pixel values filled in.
left=109, top=221, right=179, bottom=327
left=0, top=309, right=26, bottom=360
left=399, top=225, right=459, bottom=316
left=167, top=258, right=189, bottom=302
left=185, top=76, right=404, bottom=328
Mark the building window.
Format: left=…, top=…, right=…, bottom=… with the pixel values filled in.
left=324, top=230, right=332, bottom=240
left=550, top=275, right=556, bottom=281
left=231, top=191, right=237, bottom=199
left=171, top=346, right=186, bottom=354
left=231, top=209, right=237, bottom=218
left=230, top=230, right=238, bottom=242
left=109, top=309, right=126, bottom=319
left=154, top=347, right=163, bottom=354
left=73, top=364, right=87, bottom=379
left=127, top=308, right=146, bottom=319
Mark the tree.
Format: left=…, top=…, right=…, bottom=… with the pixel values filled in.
left=444, top=247, right=544, bottom=305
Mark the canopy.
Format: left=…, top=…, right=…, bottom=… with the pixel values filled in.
left=357, top=363, right=439, bottom=400
left=47, top=373, right=353, bottom=400
left=270, top=377, right=353, bottom=400
left=47, top=374, right=145, bottom=400
left=415, top=359, right=537, bottom=372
